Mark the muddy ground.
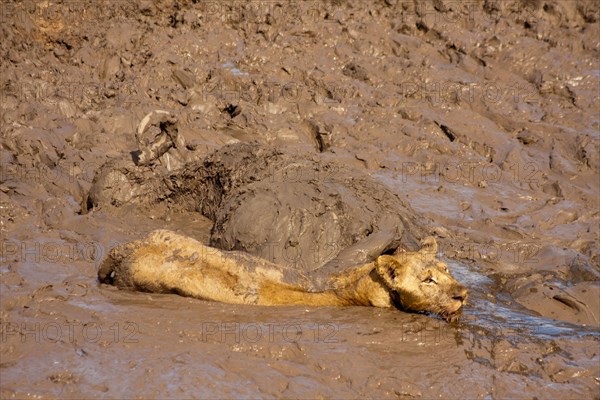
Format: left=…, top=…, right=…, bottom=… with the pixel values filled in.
left=1, top=0, right=599, bottom=399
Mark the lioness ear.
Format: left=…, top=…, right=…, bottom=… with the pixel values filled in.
left=419, top=236, right=438, bottom=259
left=393, top=246, right=407, bottom=257
left=375, top=255, right=402, bottom=287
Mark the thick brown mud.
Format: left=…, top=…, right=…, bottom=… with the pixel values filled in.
left=1, top=1, right=599, bottom=399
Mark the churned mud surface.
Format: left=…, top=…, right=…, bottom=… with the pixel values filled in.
left=1, top=1, right=599, bottom=399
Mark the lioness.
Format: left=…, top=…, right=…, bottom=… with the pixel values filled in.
left=98, top=230, right=468, bottom=321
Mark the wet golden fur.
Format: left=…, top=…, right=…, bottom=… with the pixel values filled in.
left=98, top=230, right=468, bottom=321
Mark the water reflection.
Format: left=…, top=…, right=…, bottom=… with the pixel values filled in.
left=448, top=260, right=600, bottom=341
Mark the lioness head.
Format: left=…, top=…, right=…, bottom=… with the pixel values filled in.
left=375, top=237, right=467, bottom=322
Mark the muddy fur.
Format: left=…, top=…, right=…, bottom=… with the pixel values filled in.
left=99, top=230, right=468, bottom=321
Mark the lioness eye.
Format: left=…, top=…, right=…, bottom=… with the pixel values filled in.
left=423, top=277, right=437, bottom=285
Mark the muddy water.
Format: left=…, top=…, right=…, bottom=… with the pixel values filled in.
left=1, top=1, right=599, bottom=399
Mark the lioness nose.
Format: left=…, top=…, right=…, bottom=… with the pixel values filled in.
left=452, top=287, right=468, bottom=303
